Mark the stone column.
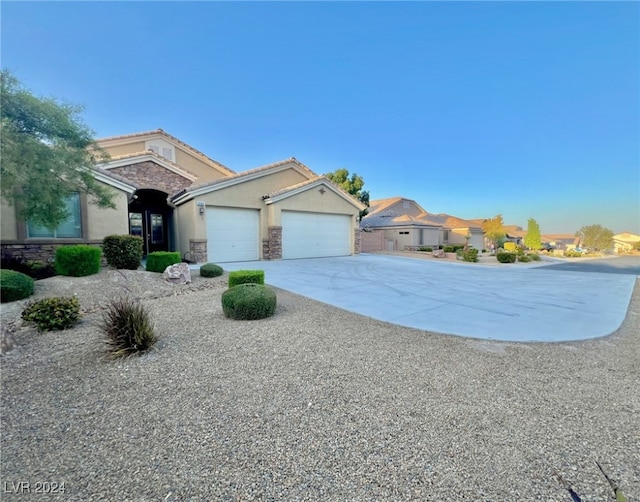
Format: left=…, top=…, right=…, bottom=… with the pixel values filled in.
left=189, top=239, right=207, bottom=263
left=354, top=228, right=361, bottom=254
left=266, top=226, right=282, bottom=260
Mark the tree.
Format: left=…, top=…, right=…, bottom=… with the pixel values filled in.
left=481, top=215, right=506, bottom=250
left=576, top=224, right=614, bottom=251
left=324, top=168, right=370, bottom=220
left=524, top=218, right=542, bottom=250
left=0, top=70, right=115, bottom=230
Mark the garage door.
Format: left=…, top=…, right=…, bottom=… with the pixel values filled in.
left=206, top=207, right=259, bottom=262
left=282, top=211, right=351, bottom=259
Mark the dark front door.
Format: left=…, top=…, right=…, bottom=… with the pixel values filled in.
left=128, top=189, right=171, bottom=256
left=129, top=210, right=168, bottom=255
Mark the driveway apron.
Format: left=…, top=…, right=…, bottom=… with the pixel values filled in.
left=217, top=254, right=637, bottom=342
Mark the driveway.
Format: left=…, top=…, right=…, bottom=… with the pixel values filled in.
left=218, top=254, right=637, bottom=343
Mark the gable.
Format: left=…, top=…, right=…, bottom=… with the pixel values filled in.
left=369, top=197, right=426, bottom=217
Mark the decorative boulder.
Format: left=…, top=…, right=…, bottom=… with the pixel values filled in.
left=432, top=249, right=445, bottom=258
left=163, top=262, right=191, bottom=284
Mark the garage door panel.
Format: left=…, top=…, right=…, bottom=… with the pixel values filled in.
left=282, top=211, right=351, bottom=259
left=206, top=207, right=259, bottom=262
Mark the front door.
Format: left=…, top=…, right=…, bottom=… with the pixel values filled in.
left=129, top=210, right=168, bottom=255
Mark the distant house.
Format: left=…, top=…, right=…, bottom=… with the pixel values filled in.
left=359, top=197, right=484, bottom=251
left=613, top=232, right=640, bottom=253
left=1, top=129, right=365, bottom=263
left=541, top=234, right=579, bottom=250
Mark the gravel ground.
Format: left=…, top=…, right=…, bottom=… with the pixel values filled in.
left=1, top=269, right=638, bottom=501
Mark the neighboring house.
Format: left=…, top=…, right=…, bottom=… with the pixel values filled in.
left=359, top=197, right=484, bottom=251
left=503, top=225, right=526, bottom=246
left=1, top=129, right=365, bottom=263
left=541, top=234, right=579, bottom=250
left=612, top=232, right=640, bottom=253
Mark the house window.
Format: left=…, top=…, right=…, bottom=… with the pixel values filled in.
left=399, top=231, right=409, bottom=235
left=27, top=193, right=82, bottom=238
left=443, top=230, right=449, bottom=241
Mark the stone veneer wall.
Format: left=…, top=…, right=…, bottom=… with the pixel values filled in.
left=189, top=239, right=207, bottom=264
left=1, top=242, right=106, bottom=265
left=354, top=228, right=361, bottom=254
left=262, top=226, right=282, bottom=260
left=109, top=161, right=194, bottom=194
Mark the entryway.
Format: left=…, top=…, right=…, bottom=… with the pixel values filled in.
left=128, top=189, right=173, bottom=256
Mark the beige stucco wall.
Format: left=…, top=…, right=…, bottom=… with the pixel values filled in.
left=87, top=188, right=130, bottom=240
left=1, top=199, right=18, bottom=241
left=386, top=200, right=425, bottom=218
left=101, top=141, right=146, bottom=158
left=174, top=149, right=230, bottom=181
left=450, top=228, right=484, bottom=250
left=175, top=200, right=201, bottom=257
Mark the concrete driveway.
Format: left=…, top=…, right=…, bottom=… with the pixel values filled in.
left=219, top=254, right=637, bottom=343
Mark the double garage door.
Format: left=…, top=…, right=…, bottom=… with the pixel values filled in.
left=206, top=207, right=351, bottom=262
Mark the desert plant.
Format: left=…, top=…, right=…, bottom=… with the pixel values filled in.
left=462, top=248, right=479, bottom=262
left=496, top=252, right=517, bottom=263
left=503, top=242, right=517, bottom=252
left=228, top=270, right=265, bottom=288
left=518, top=254, right=531, bottom=262
left=418, top=247, right=433, bottom=252
left=21, top=296, right=80, bottom=331
left=200, top=263, right=224, bottom=278
left=564, top=249, right=583, bottom=258
left=0, top=269, right=35, bottom=302
left=101, top=297, right=157, bottom=358
left=55, top=245, right=101, bottom=277
left=146, top=251, right=181, bottom=273
left=222, top=283, right=277, bottom=320
left=527, top=252, right=541, bottom=261
left=103, top=235, right=143, bottom=270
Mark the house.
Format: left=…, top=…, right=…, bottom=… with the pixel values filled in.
left=541, top=234, right=579, bottom=250
left=503, top=225, right=526, bottom=246
left=612, top=232, right=640, bottom=253
left=359, top=197, right=484, bottom=251
left=0, top=129, right=365, bottom=264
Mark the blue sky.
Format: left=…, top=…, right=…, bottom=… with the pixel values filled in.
left=2, top=1, right=638, bottom=234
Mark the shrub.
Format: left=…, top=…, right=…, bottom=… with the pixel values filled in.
left=103, top=235, right=143, bottom=270
left=146, top=251, right=181, bottom=273
left=528, top=253, right=541, bottom=261
left=228, top=270, right=265, bottom=288
left=518, top=255, right=531, bottom=262
left=564, top=250, right=583, bottom=258
left=21, top=296, right=80, bottom=331
left=418, top=247, right=433, bottom=252
left=200, top=263, right=224, bottom=278
left=55, top=245, right=101, bottom=277
left=101, top=297, right=157, bottom=358
left=496, top=252, right=517, bottom=263
left=443, top=245, right=455, bottom=252
left=0, top=269, right=34, bottom=303
left=462, top=248, right=479, bottom=262
left=504, top=242, right=517, bottom=252
left=222, top=283, right=277, bottom=320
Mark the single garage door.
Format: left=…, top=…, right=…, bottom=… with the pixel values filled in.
left=282, top=211, right=351, bottom=259
left=206, top=207, right=259, bottom=262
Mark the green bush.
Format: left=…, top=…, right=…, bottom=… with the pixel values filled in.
left=103, top=235, right=143, bottom=270
left=444, top=244, right=465, bottom=253
left=101, top=297, right=157, bottom=358
left=222, top=283, right=277, bottom=320
left=462, top=248, right=479, bottom=262
left=527, top=253, right=541, bottom=261
left=518, top=255, right=531, bottom=262
left=0, top=269, right=35, bottom=303
left=55, top=245, right=101, bottom=277
left=228, top=270, right=265, bottom=288
left=200, top=263, right=224, bottom=278
left=21, top=296, right=80, bottom=331
left=564, top=250, right=583, bottom=258
left=146, top=251, right=181, bottom=273
left=496, top=252, right=517, bottom=263
left=418, top=247, right=433, bottom=252
left=1, top=254, right=56, bottom=280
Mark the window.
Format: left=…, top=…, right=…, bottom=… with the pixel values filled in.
left=28, top=193, right=82, bottom=238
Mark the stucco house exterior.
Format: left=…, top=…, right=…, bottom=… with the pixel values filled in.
left=359, top=197, right=484, bottom=252
left=1, top=129, right=365, bottom=264
left=612, top=232, right=640, bottom=253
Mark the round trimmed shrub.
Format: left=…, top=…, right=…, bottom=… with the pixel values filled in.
left=528, top=253, right=541, bottom=261
left=228, top=270, right=265, bottom=288
left=103, top=235, right=143, bottom=270
left=518, top=255, right=532, bottom=263
left=22, top=296, right=80, bottom=331
left=55, top=245, right=101, bottom=277
left=200, top=263, right=223, bottom=278
left=0, top=269, right=34, bottom=303
left=222, top=283, right=276, bottom=320
left=146, top=252, right=181, bottom=273
left=496, top=252, right=517, bottom=263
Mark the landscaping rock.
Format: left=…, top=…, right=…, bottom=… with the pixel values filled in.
left=163, top=262, right=191, bottom=284
left=432, top=249, right=445, bottom=258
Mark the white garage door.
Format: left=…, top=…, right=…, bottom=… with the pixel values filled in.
left=206, top=207, right=259, bottom=262
left=282, top=211, right=352, bottom=259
